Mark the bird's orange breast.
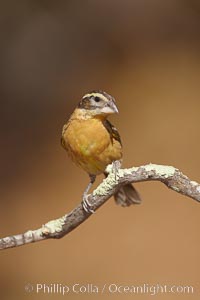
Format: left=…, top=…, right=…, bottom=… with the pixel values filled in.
left=62, top=117, right=122, bottom=175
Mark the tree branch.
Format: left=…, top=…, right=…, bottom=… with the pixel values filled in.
left=1, top=163, right=199, bottom=250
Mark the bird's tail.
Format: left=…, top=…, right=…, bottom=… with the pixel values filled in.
left=114, top=183, right=141, bottom=207
left=104, top=172, right=141, bottom=207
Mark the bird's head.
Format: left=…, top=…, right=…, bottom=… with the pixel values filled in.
left=77, top=90, right=119, bottom=118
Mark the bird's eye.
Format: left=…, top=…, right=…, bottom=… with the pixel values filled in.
left=94, top=96, right=100, bottom=102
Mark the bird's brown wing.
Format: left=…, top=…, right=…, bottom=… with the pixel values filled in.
left=103, top=120, right=142, bottom=206
left=103, top=120, right=122, bottom=146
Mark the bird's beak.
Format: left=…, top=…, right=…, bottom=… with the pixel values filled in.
left=101, top=100, right=119, bottom=114
left=110, top=101, right=119, bottom=113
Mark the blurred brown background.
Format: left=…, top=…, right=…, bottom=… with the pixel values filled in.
left=0, top=0, right=200, bottom=299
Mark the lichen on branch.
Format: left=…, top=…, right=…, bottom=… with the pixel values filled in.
left=0, top=163, right=199, bottom=250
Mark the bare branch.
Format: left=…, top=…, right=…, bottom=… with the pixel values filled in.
left=1, top=164, right=199, bottom=250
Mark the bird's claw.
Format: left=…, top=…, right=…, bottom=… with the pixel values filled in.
left=105, top=160, right=121, bottom=177
left=111, top=160, right=121, bottom=180
left=82, top=195, right=95, bottom=214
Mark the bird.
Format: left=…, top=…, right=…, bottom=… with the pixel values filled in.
left=61, top=90, right=141, bottom=213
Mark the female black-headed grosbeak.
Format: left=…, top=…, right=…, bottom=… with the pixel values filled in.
left=61, top=90, right=141, bottom=212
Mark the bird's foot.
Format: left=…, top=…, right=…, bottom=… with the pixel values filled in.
left=112, top=160, right=121, bottom=172
left=105, top=160, right=121, bottom=180
left=82, top=194, right=95, bottom=214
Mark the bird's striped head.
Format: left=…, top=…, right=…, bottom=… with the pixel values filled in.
left=78, top=90, right=119, bottom=117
